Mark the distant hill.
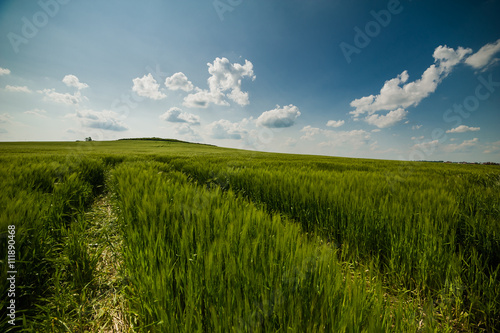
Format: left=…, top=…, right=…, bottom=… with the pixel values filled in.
left=118, top=137, right=216, bottom=146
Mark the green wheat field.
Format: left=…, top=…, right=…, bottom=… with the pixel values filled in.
left=1, top=139, right=499, bottom=332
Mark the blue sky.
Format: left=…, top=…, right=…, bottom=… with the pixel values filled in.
left=0, top=0, right=499, bottom=162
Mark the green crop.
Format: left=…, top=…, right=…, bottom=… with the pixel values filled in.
left=0, top=140, right=498, bottom=332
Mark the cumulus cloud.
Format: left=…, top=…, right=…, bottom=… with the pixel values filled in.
left=160, top=107, right=200, bottom=125
left=364, top=108, right=408, bottom=128
left=349, top=45, right=472, bottom=127
left=24, top=108, right=47, bottom=117
left=326, top=119, right=345, bottom=128
left=0, top=67, right=11, bottom=75
left=63, top=75, right=88, bottom=90
left=207, top=119, right=247, bottom=140
left=256, top=104, right=301, bottom=128
left=433, top=45, right=472, bottom=74
left=300, top=125, right=322, bottom=141
left=208, top=57, right=255, bottom=105
left=184, top=57, right=255, bottom=108
left=412, top=125, right=422, bottom=130
left=165, top=72, right=194, bottom=92
left=446, top=125, right=480, bottom=133
left=174, top=123, right=202, bottom=142
left=349, top=40, right=500, bottom=128
left=76, top=109, right=128, bottom=131
left=132, top=73, right=166, bottom=100
left=465, top=39, right=500, bottom=70
left=39, top=89, right=84, bottom=105
left=183, top=87, right=228, bottom=108
left=5, top=85, right=31, bottom=93
left=176, top=123, right=195, bottom=135
left=443, top=138, right=479, bottom=153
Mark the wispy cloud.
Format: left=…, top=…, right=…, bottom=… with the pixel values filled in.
left=443, top=138, right=479, bottom=153
left=411, top=139, right=439, bottom=151
left=300, top=125, right=371, bottom=151
left=24, top=108, right=47, bottom=118
left=0, top=113, right=13, bottom=123
left=483, top=140, right=500, bottom=154
left=5, top=85, right=31, bottom=93
left=38, top=89, right=84, bottom=105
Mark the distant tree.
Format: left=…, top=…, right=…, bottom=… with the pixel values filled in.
left=85, top=137, right=92, bottom=142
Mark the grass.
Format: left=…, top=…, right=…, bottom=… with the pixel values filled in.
left=0, top=140, right=498, bottom=332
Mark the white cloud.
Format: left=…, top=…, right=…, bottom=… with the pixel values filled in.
left=300, top=125, right=322, bottom=141
left=0, top=113, right=13, bottom=123
left=412, top=125, right=422, bottom=130
left=132, top=73, right=166, bottom=100
left=160, top=107, right=200, bottom=125
left=465, top=39, right=500, bottom=70
left=364, top=108, right=408, bottom=128
left=165, top=72, right=194, bottom=92
left=0, top=67, right=11, bottom=76
left=63, top=75, right=88, bottom=90
left=176, top=123, right=195, bottom=135
left=285, top=137, right=297, bottom=147
left=256, top=104, right=301, bottom=128
left=411, top=136, right=425, bottom=140
left=300, top=125, right=370, bottom=150
left=183, top=57, right=255, bottom=108
left=207, top=119, right=247, bottom=140
left=411, top=139, right=439, bottom=151
left=326, top=119, right=345, bottom=128
left=483, top=140, right=500, bottom=154
left=318, top=129, right=371, bottom=150
left=183, top=87, right=228, bottom=108
left=208, top=57, right=255, bottom=105
left=349, top=45, right=472, bottom=127
left=174, top=123, right=203, bottom=142
left=5, top=85, right=31, bottom=93
left=433, top=45, right=472, bottom=74
left=24, top=108, right=47, bottom=117
left=39, top=88, right=84, bottom=105
left=446, top=125, right=480, bottom=133
left=371, top=129, right=381, bottom=132
left=443, top=138, right=479, bottom=153
left=76, top=109, right=128, bottom=131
